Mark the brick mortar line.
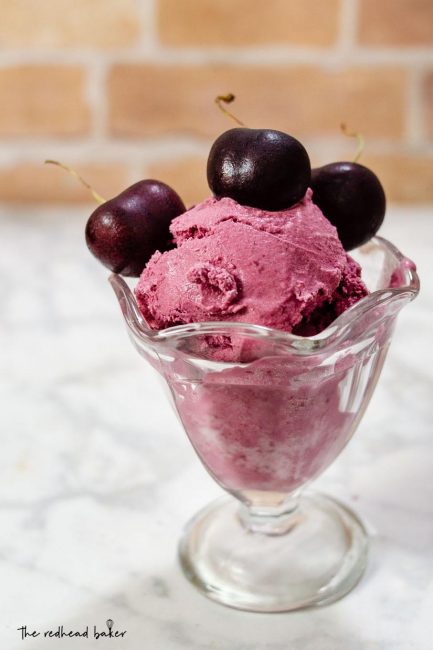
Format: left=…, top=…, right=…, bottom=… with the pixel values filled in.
left=0, top=138, right=432, bottom=168
left=0, top=139, right=209, bottom=166
left=0, top=49, right=433, bottom=67
left=406, top=68, right=425, bottom=145
left=336, top=0, right=358, bottom=54
left=127, top=159, right=146, bottom=185
left=85, top=60, right=108, bottom=141
left=139, top=0, right=157, bottom=51
left=2, top=136, right=433, bottom=151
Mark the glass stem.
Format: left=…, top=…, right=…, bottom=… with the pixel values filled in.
left=238, top=492, right=302, bottom=536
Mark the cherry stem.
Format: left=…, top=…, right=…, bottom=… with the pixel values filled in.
left=340, top=123, right=365, bottom=163
left=215, top=94, right=245, bottom=127
left=44, top=160, right=106, bottom=204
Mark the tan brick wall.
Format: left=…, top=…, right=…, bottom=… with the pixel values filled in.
left=0, top=66, right=90, bottom=136
left=0, top=0, right=432, bottom=205
left=358, top=0, right=433, bottom=47
left=108, top=64, right=407, bottom=139
left=0, top=0, right=141, bottom=49
left=158, top=0, right=342, bottom=47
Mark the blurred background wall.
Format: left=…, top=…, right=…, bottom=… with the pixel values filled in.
left=0, top=0, right=432, bottom=208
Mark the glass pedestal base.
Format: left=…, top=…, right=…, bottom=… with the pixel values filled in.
left=179, top=492, right=368, bottom=612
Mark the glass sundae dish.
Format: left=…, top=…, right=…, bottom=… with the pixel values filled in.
left=110, top=236, right=418, bottom=612
left=80, top=114, right=419, bottom=611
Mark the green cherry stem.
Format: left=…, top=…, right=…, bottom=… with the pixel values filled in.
left=44, top=160, right=106, bottom=204
left=340, top=123, right=365, bottom=163
left=215, top=94, right=245, bottom=127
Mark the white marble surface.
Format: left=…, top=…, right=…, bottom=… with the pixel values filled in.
left=0, top=205, right=432, bottom=650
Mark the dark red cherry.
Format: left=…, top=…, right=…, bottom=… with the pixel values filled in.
left=85, top=180, right=185, bottom=277
left=207, top=128, right=311, bottom=211
left=311, top=162, right=386, bottom=250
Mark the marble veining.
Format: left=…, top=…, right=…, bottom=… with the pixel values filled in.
left=0, top=206, right=432, bottom=649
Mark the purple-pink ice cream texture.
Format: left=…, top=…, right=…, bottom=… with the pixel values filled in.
left=134, top=190, right=370, bottom=493
left=135, top=189, right=367, bottom=336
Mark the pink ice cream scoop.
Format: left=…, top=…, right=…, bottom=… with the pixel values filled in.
left=132, top=189, right=372, bottom=493
left=135, top=189, right=367, bottom=335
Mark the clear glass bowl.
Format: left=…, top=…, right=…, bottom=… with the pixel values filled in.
left=110, top=236, right=419, bottom=612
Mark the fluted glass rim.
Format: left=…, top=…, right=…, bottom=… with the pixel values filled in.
left=109, top=235, right=419, bottom=353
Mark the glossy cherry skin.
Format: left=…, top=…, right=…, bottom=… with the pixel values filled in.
left=207, top=128, right=311, bottom=211
left=311, top=162, right=386, bottom=250
left=85, top=180, right=185, bottom=277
